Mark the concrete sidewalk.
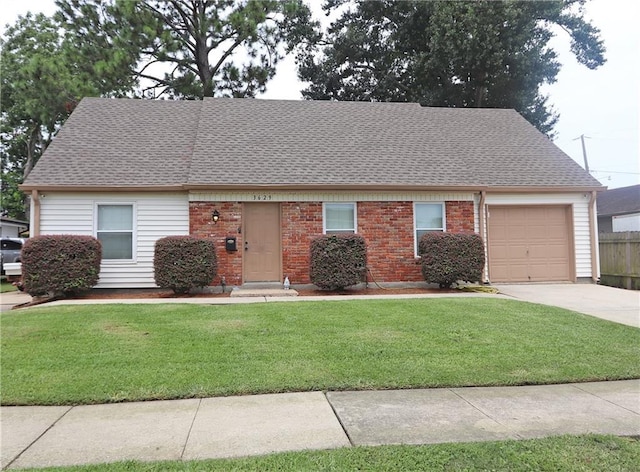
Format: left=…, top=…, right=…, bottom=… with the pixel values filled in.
left=2, top=380, right=639, bottom=469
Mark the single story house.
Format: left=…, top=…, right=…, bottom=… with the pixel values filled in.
left=597, top=184, right=640, bottom=233
left=21, top=97, right=604, bottom=288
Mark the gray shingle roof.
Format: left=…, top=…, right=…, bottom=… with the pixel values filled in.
left=23, top=97, right=603, bottom=190
left=24, top=98, right=201, bottom=187
left=597, top=185, right=640, bottom=216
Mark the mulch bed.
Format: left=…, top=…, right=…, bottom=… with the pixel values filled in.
left=72, top=286, right=454, bottom=299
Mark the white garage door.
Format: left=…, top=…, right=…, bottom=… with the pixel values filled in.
left=488, top=205, right=573, bottom=282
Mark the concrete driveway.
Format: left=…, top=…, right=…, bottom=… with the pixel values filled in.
left=495, top=283, right=639, bottom=328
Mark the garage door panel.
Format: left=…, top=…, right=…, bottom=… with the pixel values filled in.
left=527, top=225, right=549, bottom=239
left=545, top=209, right=568, bottom=223
left=506, top=226, right=528, bottom=240
left=547, top=224, right=569, bottom=238
left=507, top=245, right=528, bottom=259
left=528, top=263, right=569, bottom=281
left=529, top=244, right=567, bottom=259
left=488, top=205, right=572, bottom=283
left=507, top=264, right=529, bottom=281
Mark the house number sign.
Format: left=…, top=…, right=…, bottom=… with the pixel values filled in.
left=252, top=194, right=273, bottom=201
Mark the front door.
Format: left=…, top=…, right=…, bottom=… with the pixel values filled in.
left=243, top=203, right=281, bottom=282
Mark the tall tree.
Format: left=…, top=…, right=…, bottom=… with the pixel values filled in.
left=298, top=0, right=605, bottom=135
left=0, top=12, right=134, bottom=219
left=56, top=0, right=319, bottom=99
left=1, top=14, right=92, bottom=219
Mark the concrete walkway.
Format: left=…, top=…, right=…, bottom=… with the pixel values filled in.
left=0, top=291, right=31, bottom=313
left=2, top=380, right=638, bottom=469
left=4, top=283, right=639, bottom=328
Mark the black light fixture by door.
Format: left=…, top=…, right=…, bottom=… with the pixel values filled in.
left=212, top=210, right=220, bottom=224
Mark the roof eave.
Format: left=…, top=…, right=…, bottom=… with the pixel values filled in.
left=20, top=183, right=606, bottom=193
left=186, top=183, right=606, bottom=193
left=19, top=184, right=187, bottom=193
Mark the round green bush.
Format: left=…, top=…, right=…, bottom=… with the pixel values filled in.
left=310, top=234, right=367, bottom=290
left=154, top=236, right=217, bottom=294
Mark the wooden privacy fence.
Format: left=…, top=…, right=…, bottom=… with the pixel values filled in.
left=599, top=231, right=640, bottom=290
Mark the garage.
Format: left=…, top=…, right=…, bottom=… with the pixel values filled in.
left=487, top=205, right=574, bottom=282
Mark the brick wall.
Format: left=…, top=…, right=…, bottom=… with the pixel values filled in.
left=281, top=202, right=323, bottom=284
left=446, top=201, right=475, bottom=233
left=358, top=201, right=423, bottom=282
left=190, top=202, right=243, bottom=286
left=189, top=199, right=476, bottom=286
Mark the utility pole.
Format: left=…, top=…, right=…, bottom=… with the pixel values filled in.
left=573, top=134, right=590, bottom=172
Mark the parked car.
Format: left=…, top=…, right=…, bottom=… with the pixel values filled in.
left=1, top=238, right=24, bottom=275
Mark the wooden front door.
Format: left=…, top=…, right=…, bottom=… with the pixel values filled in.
left=243, top=203, right=281, bottom=282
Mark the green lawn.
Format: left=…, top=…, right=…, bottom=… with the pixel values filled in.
left=0, top=278, right=17, bottom=293
left=14, top=435, right=640, bottom=472
left=1, top=298, right=639, bottom=405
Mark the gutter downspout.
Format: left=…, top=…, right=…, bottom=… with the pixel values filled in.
left=478, top=190, right=487, bottom=283
left=588, top=191, right=599, bottom=282
left=31, top=190, right=40, bottom=237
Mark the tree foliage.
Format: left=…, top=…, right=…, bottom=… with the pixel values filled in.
left=2, top=2, right=317, bottom=219
left=0, top=13, right=107, bottom=219
left=299, top=0, right=605, bottom=135
left=56, top=0, right=319, bottom=99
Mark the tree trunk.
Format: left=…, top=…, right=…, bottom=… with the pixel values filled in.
left=474, top=71, right=488, bottom=107
left=23, top=124, right=41, bottom=179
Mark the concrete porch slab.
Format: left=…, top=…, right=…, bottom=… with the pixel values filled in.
left=230, top=288, right=298, bottom=298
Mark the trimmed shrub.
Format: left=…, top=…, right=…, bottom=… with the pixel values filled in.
left=154, top=236, right=217, bottom=294
left=22, top=235, right=102, bottom=297
left=419, top=232, right=485, bottom=288
left=310, top=234, right=367, bottom=290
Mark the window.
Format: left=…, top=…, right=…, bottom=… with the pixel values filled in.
left=324, top=203, right=356, bottom=234
left=414, top=203, right=445, bottom=255
left=96, top=204, right=134, bottom=260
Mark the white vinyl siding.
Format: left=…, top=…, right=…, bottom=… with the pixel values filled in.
left=483, top=193, right=595, bottom=279
left=324, top=203, right=356, bottom=234
left=414, top=202, right=445, bottom=256
left=39, top=192, right=189, bottom=288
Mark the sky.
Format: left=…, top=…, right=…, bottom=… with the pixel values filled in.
left=2, top=0, right=638, bottom=189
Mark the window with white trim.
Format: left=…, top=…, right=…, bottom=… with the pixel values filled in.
left=414, top=202, right=445, bottom=255
left=96, top=204, right=134, bottom=260
left=324, top=203, right=356, bottom=234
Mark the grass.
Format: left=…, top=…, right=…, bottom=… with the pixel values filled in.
left=14, top=435, right=640, bottom=471
left=1, top=298, right=639, bottom=406
left=0, top=278, right=17, bottom=293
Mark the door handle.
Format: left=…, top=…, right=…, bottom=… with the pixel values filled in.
left=244, top=241, right=249, bottom=251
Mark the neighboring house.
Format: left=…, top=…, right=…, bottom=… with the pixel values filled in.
left=0, top=217, right=29, bottom=238
left=597, top=185, right=640, bottom=233
left=21, top=98, right=604, bottom=288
